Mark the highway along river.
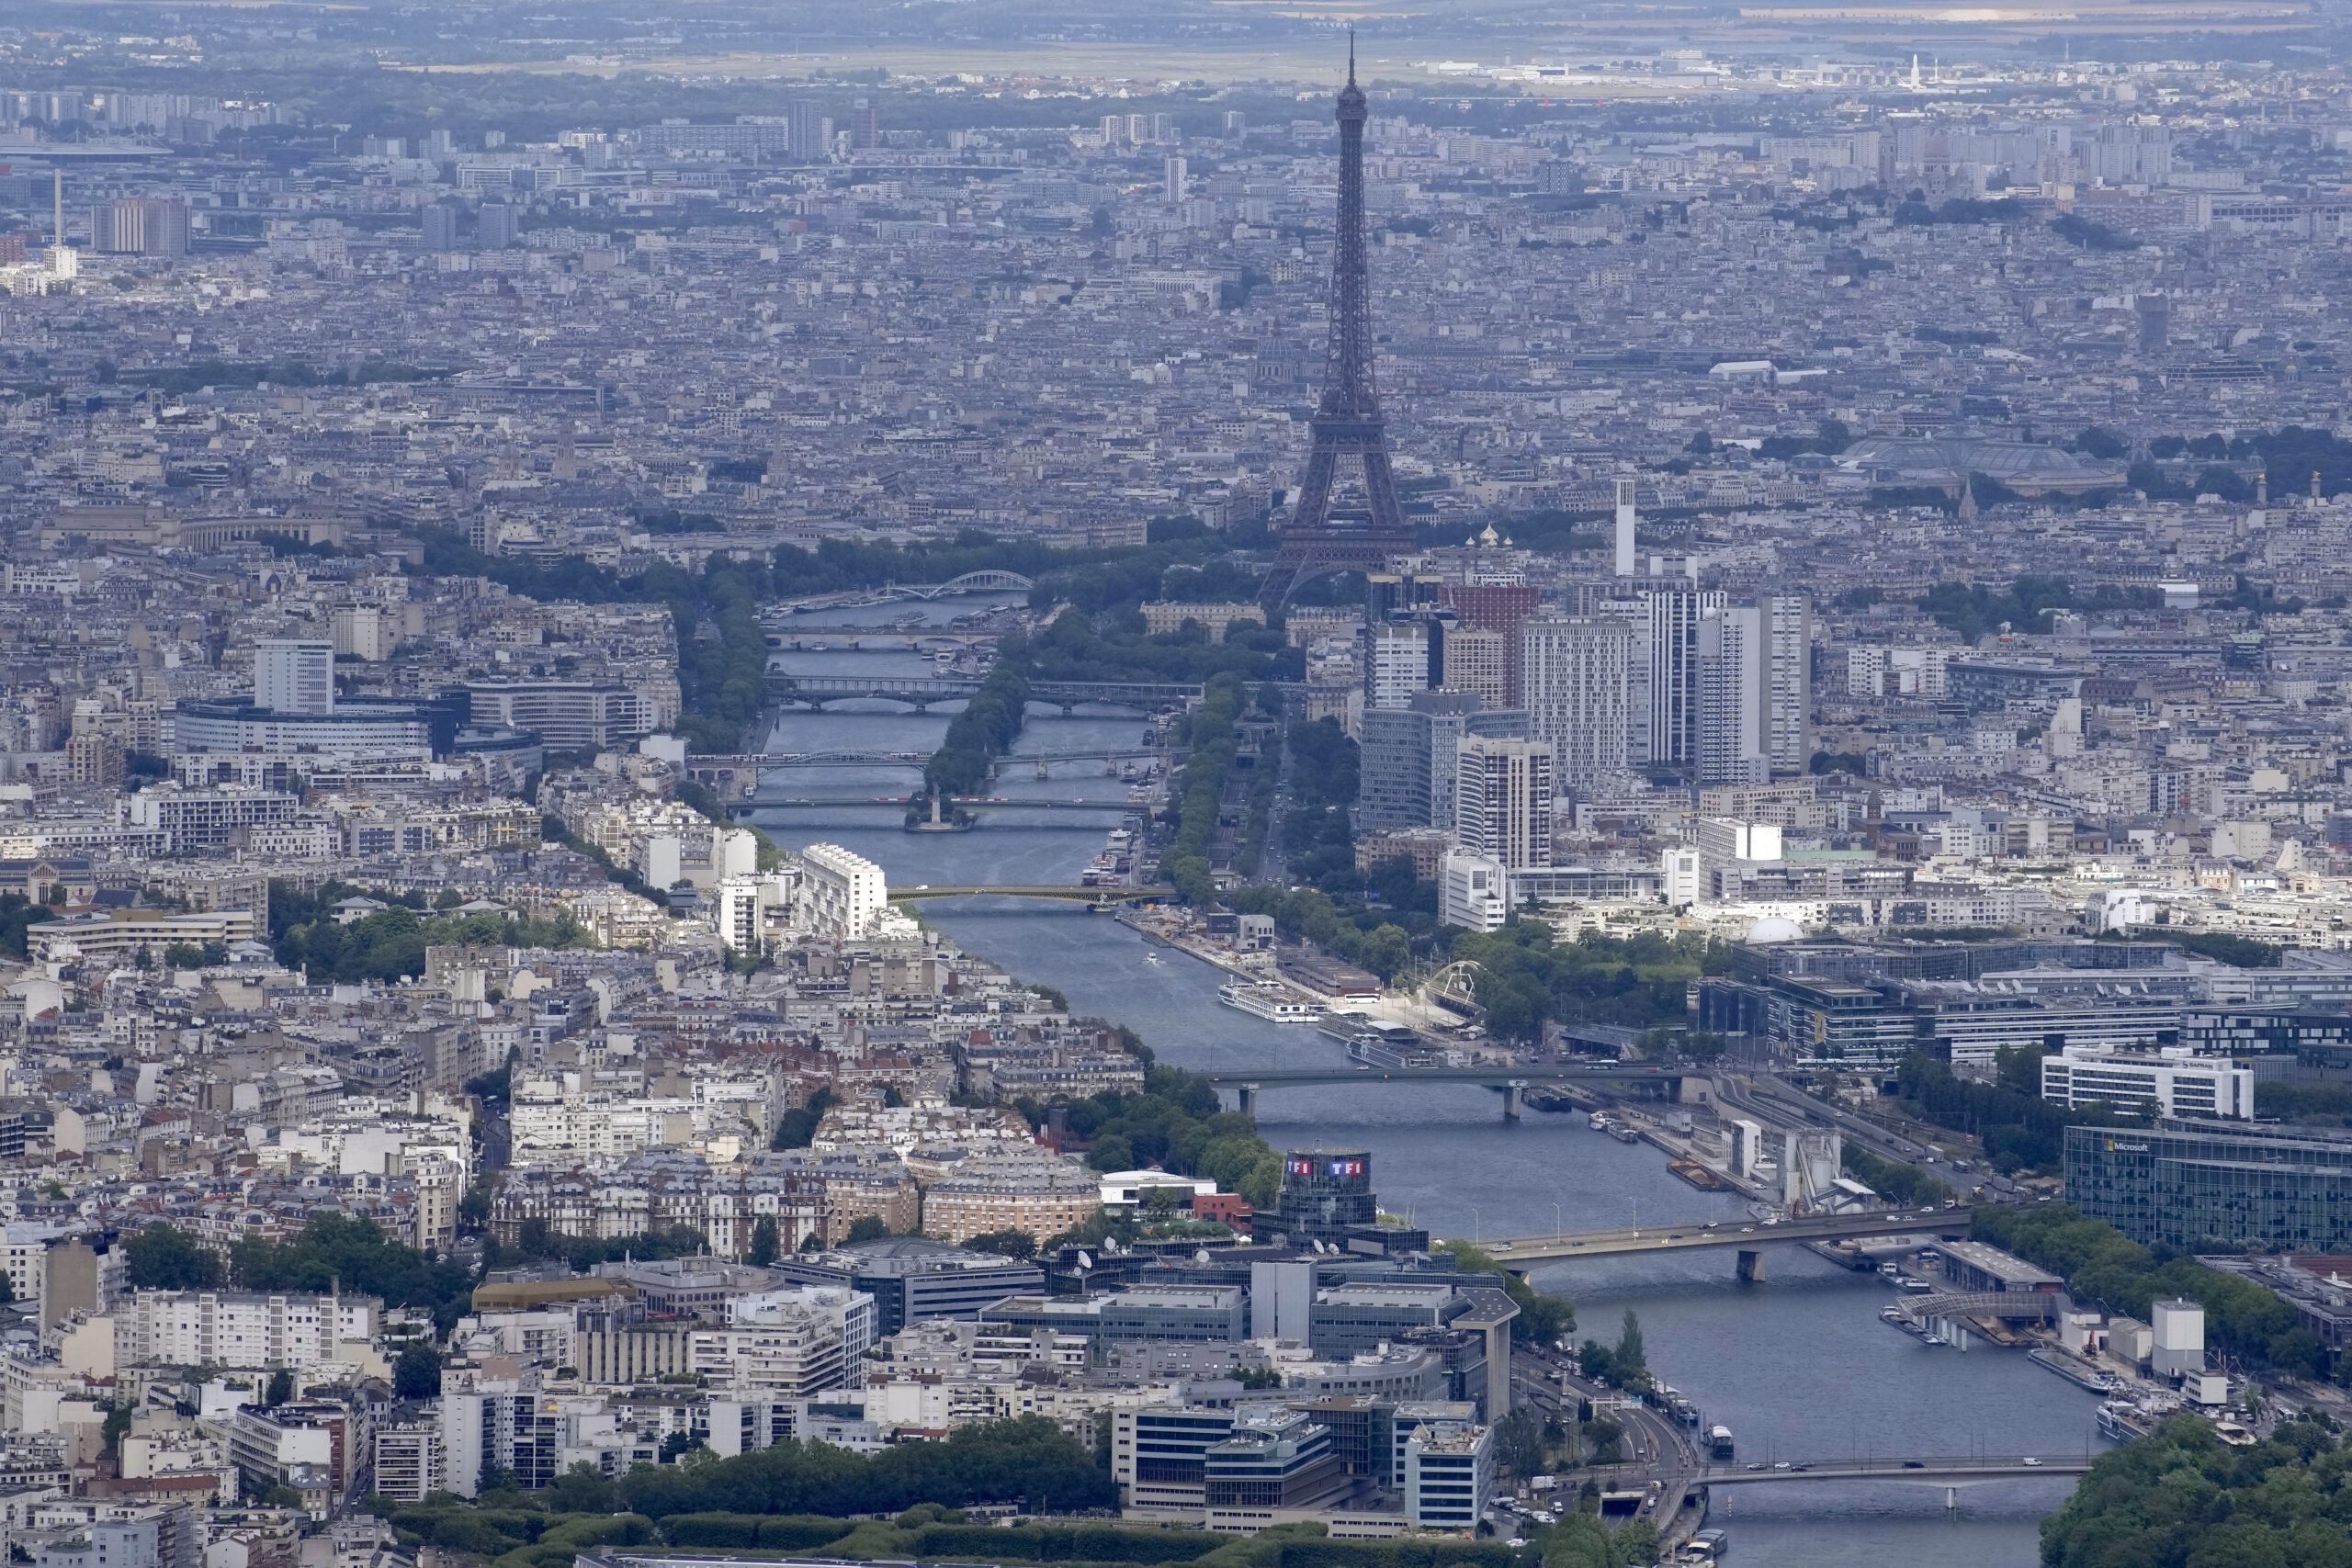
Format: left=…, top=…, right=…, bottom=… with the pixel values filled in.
left=754, top=626, right=2104, bottom=1568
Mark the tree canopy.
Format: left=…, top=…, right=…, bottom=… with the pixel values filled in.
left=2041, top=1414, right=2352, bottom=1568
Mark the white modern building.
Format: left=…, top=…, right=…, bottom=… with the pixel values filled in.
left=464, top=680, right=650, bottom=751
left=254, top=638, right=334, bottom=716
left=118, top=1289, right=379, bottom=1370
left=1400, top=1418, right=1492, bottom=1531
left=1439, top=850, right=1510, bottom=931
left=690, top=1287, right=876, bottom=1393
left=2153, top=1298, right=2205, bottom=1378
left=799, top=842, right=889, bottom=942
left=2040, top=1043, right=2255, bottom=1120
left=1367, top=622, right=1430, bottom=710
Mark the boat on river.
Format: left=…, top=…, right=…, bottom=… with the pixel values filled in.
left=1217, top=981, right=1323, bottom=1023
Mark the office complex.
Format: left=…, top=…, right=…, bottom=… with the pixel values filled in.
left=2041, top=1044, right=2255, bottom=1120
left=1268, top=1150, right=1377, bottom=1246
left=254, top=638, right=334, bottom=716
left=2065, top=1122, right=2352, bottom=1251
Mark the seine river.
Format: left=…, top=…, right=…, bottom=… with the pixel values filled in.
left=757, top=608, right=2098, bottom=1566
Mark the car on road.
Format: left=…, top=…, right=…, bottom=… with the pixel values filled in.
left=1903, top=1461, right=1927, bottom=1470
left=1741, top=1226, right=1756, bottom=1234
left=1746, top=1462, right=1767, bottom=1472
left=2022, top=1457, right=2043, bottom=1467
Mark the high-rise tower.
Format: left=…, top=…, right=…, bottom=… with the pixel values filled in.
left=1262, top=43, right=1411, bottom=604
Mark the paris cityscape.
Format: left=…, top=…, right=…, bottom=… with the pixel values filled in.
left=4, top=0, right=2352, bottom=1562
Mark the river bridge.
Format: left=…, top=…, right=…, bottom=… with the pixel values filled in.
left=887, top=885, right=1174, bottom=905
left=1478, top=1209, right=1971, bottom=1280
left=708, top=748, right=1157, bottom=770
left=1696, top=1454, right=2091, bottom=1489
left=1199, top=1063, right=1687, bottom=1120
left=765, top=674, right=1202, bottom=711
left=762, top=571, right=1037, bottom=616
left=745, top=795, right=1137, bottom=814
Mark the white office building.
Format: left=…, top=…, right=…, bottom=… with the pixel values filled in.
left=254, top=639, right=335, bottom=716
left=1401, top=1419, right=1493, bottom=1530
left=2040, top=1043, right=2255, bottom=1120
left=1440, top=850, right=1511, bottom=931
left=465, top=680, right=650, bottom=750
left=1367, top=623, right=1431, bottom=710
left=799, top=842, right=889, bottom=942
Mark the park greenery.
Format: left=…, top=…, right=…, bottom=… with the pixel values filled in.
left=2256, top=1080, right=2352, bottom=1127
left=772, top=1086, right=842, bottom=1151
left=1971, top=1204, right=2324, bottom=1376
left=374, top=1480, right=1518, bottom=1568
left=269, top=879, right=593, bottom=984
left=1896, top=1047, right=2148, bottom=1173
left=0, top=891, right=56, bottom=959
left=924, top=637, right=1034, bottom=799
left=1445, top=924, right=1737, bottom=1043
left=1028, top=604, right=1295, bottom=688
left=1841, top=1144, right=1951, bottom=1208
left=496, top=1222, right=715, bottom=1277
left=1915, top=575, right=2164, bottom=642
left=1159, top=675, right=1252, bottom=907
left=1282, top=716, right=1368, bottom=890
left=1573, top=1310, right=1653, bottom=1394
left=1010, top=1058, right=1284, bottom=1213
left=2040, top=1413, right=2352, bottom=1568
left=2156, top=930, right=2284, bottom=968
left=129, top=1214, right=479, bottom=1335
left=124, top=1223, right=226, bottom=1291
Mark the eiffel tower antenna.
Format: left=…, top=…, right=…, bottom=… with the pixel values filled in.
left=1261, top=38, right=1410, bottom=606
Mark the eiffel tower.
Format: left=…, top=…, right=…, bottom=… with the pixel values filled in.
left=1261, top=41, right=1412, bottom=606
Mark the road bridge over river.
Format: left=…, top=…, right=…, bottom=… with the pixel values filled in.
left=886, top=885, right=1174, bottom=905
left=1198, top=1063, right=1690, bottom=1120
left=765, top=674, right=1202, bottom=710
left=1701, top=1455, right=2092, bottom=1484
left=1479, top=1208, right=1970, bottom=1280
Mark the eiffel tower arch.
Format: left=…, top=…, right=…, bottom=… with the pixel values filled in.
left=1261, top=43, right=1414, bottom=607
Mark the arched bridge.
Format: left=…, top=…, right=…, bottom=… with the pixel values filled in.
left=888, top=885, right=1174, bottom=904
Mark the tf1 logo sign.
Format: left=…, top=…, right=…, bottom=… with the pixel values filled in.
left=1289, top=1157, right=1364, bottom=1178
